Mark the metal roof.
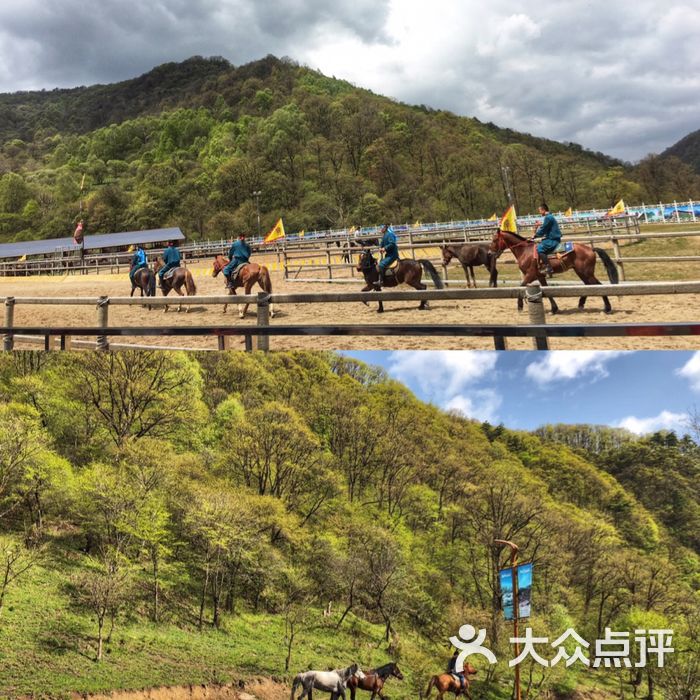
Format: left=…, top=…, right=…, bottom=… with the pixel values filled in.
left=0, top=227, right=184, bottom=260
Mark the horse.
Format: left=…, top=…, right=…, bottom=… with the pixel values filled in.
left=441, top=244, right=498, bottom=288
left=153, top=258, right=197, bottom=313
left=129, top=266, right=156, bottom=309
left=356, top=249, right=443, bottom=313
left=348, top=662, right=403, bottom=700
left=291, top=664, right=363, bottom=700
left=425, top=663, right=478, bottom=700
left=490, top=228, right=619, bottom=314
left=212, top=255, right=274, bottom=318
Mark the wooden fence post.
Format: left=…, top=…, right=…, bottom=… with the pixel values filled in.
left=611, top=237, right=625, bottom=281
left=3, top=297, right=15, bottom=351
left=96, top=296, right=110, bottom=351
left=256, top=292, right=270, bottom=351
left=526, top=283, right=549, bottom=350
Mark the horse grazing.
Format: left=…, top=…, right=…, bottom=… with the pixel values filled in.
left=490, top=228, right=619, bottom=314
left=425, top=663, right=478, bottom=700
left=291, top=664, right=363, bottom=700
left=153, top=259, right=197, bottom=312
left=130, top=267, right=156, bottom=309
left=441, top=244, right=498, bottom=288
left=348, top=662, right=403, bottom=700
left=357, top=249, right=443, bottom=313
left=212, top=255, right=274, bottom=318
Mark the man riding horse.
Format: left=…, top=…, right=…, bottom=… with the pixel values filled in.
left=129, top=244, right=148, bottom=285
left=377, top=223, right=399, bottom=289
left=158, top=240, right=181, bottom=288
left=532, top=202, right=561, bottom=277
left=223, top=232, right=252, bottom=289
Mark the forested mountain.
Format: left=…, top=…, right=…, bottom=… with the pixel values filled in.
left=0, top=352, right=697, bottom=699
left=0, top=56, right=698, bottom=246
left=663, top=130, right=700, bottom=175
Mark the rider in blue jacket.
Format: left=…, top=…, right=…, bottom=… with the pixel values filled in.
left=158, top=241, right=181, bottom=286
left=533, top=203, right=561, bottom=277
left=223, top=233, right=252, bottom=288
left=129, top=244, right=148, bottom=283
left=377, top=224, right=399, bottom=288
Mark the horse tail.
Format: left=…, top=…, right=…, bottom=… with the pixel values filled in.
left=425, top=676, right=436, bottom=699
left=291, top=675, right=301, bottom=700
left=186, top=271, right=197, bottom=296
left=148, top=270, right=156, bottom=297
left=419, top=260, right=444, bottom=289
left=260, top=265, right=272, bottom=293
left=594, top=248, right=619, bottom=284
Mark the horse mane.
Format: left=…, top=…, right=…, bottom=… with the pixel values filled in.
left=499, top=228, right=529, bottom=242
left=373, top=662, right=395, bottom=676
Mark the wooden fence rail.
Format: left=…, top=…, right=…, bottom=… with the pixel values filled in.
left=3, top=280, right=700, bottom=351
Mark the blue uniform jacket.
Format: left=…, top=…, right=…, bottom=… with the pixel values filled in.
left=534, top=213, right=562, bottom=242
left=162, top=247, right=181, bottom=265
left=380, top=227, right=398, bottom=258
left=229, top=239, right=251, bottom=266
left=132, top=249, right=147, bottom=267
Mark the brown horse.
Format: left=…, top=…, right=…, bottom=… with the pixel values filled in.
left=153, top=259, right=197, bottom=312
left=490, top=228, right=619, bottom=314
left=441, top=244, right=498, bottom=288
left=425, top=663, right=477, bottom=700
left=212, top=255, right=274, bottom=318
left=348, top=662, right=403, bottom=700
left=130, top=266, right=156, bottom=309
left=356, top=249, right=443, bottom=313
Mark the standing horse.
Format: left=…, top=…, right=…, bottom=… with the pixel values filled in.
left=153, top=258, right=197, bottom=312
left=348, top=662, right=403, bottom=700
left=212, top=255, right=274, bottom=318
left=441, top=244, right=498, bottom=288
left=291, top=664, right=363, bottom=700
left=425, top=663, right=478, bottom=700
left=357, top=250, right=443, bottom=313
left=130, top=266, right=156, bottom=309
left=490, top=228, right=619, bottom=314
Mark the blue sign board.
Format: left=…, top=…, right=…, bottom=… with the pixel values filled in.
left=498, top=562, right=532, bottom=620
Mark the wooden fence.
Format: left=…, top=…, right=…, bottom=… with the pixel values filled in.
left=3, top=280, right=700, bottom=351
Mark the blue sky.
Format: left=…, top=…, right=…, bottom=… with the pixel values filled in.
left=344, top=351, right=700, bottom=435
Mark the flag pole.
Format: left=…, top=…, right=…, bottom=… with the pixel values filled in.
left=495, top=539, right=521, bottom=700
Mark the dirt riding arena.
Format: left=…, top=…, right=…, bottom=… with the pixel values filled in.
left=2, top=255, right=700, bottom=350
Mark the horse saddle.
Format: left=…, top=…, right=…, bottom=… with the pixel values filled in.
left=551, top=241, right=574, bottom=258
left=231, top=262, right=248, bottom=279
left=387, top=258, right=399, bottom=270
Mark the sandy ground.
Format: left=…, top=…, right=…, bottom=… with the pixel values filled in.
left=1, top=258, right=699, bottom=351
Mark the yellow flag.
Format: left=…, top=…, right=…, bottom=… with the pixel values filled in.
left=18, top=254, right=26, bottom=262
left=413, top=220, right=422, bottom=228
left=488, top=213, right=498, bottom=221
left=264, top=218, right=286, bottom=243
left=608, top=199, right=625, bottom=216
left=298, top=229, right=305, bottom=238
left=565, top=207, right=573, bottom=217
left=499, top=205, right=518, bottom=233
left=127, top=245, right=135, bottom=252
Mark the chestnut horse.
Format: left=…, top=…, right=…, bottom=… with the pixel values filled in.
left=441, top=244, right=498, bottom=288
left=153, top=259, right=197, bottom=312
left=425, top=663, right=478, bottom=700
left=348, top=662, right=403, bottom=700
left=490, top=228, right=619, bottom=314
left=212, top=255, right=274, bottom=318
left=130, top=266, right=156, bottom=309
left=356, top=249, right=443, bottom=313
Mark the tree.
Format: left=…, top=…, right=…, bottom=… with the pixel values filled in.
left=0, top=535, right=43, bottom=618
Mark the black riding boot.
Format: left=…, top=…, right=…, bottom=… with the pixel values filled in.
left=539, top=251, right=554, bottom=277
left=225, top=272, right=233, bottom=289
left=375, top=267, right=385, bottom=291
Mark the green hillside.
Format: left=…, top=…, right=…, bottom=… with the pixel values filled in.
left=0, top=352, right=697, bottom=699
left=0, top=56, right=698, bottom=246
left=662, top=130, right=700, bottom=175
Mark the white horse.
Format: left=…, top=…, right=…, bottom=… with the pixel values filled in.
left=291, top=664, right=364, bottom=700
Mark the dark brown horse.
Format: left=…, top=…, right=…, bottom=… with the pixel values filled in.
left=348, top=663, right=403, bottom=700
left=212, top=255, right=274, bottom=318
left=357, top=249, right=443, bottom=313
left=441, top=244, right=498, bottom=288
left=130, top=266, right=156, bottom=309
left=490, top=228, right=619, bottom=314
left=153, top=258, right=197, bottom=312
left=425, top=663, right=478, bottom=700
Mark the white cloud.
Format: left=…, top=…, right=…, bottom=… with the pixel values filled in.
left=525, top=351, right=628, bottom=386
left=387, top=351, right=501, bottom=422
left=677, top=352, right=700, bottom=392
left=445, top=390, right=502, bottom=423
left=617, top=410, right=688, bottom=436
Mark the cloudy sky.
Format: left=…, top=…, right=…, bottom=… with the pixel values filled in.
left=346, top=350, right=700, bottom=435
left=0, top=0, right=697, bottom=161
